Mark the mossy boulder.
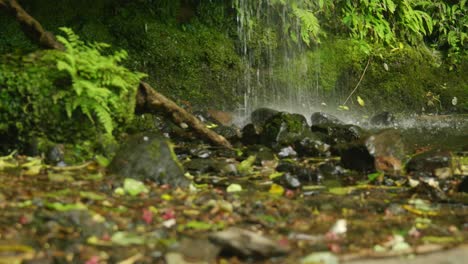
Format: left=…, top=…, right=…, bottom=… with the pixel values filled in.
left=251, top=107, right=280, bottom=129
left=260, top=112, right=310, bottom=146
left=108, top=132, right=188, bottom=187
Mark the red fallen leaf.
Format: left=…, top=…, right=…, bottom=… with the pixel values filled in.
left=85, top=256, right=100, bottom=264
left=142, top=208, right=153, bottom=224
left=285, top=189, right=295, bottom=198
left=101, top=233, right=111, bottom=241
left=278, top=237, right=289, bottom=247
left=19, top=215, right=30, bottom=225
left=162, top=209, right=175, bottom=220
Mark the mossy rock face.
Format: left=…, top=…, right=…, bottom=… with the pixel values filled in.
left=108, top=132, right=188, bottom=187
left=260, top=112, right=310, bottom=146
left=251, top=107, right=280, bottom=129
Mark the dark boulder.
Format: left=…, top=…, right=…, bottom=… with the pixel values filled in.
left=310, top=112, right=344, bottom=126
left=340, top=143, right=375, bottom=173
left=260, top=112, right=310, bottom=146
left=312, top=123, right=365, bottom=147
left=241, top=123, right=260, bottom=145
left=340, top=129, right=405, bottom=174
left=108, top=132, right=188, bottom=187
left=370, top=111, right=396, bottom=126
left=457, top=176, right=468, bottom=193
left=251, top=107, right=279, bottom=128
left=406, top=150, right=452, bottom=178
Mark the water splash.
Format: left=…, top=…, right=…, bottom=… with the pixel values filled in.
left=233, top=0, right=322, bottom=118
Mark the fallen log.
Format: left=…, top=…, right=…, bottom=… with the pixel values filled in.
left=0, top=0, right=232, bottom=149
left=137, top=82, right=232, bottom=148
left=0, top=0, right=64, bottom=50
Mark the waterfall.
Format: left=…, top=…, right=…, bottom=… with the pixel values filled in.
left=234, top=0, right=322, bottom=117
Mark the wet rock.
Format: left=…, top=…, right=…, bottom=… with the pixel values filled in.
left=366, top=129, right=405, bottom=172
left=406, top=150, right=452, bottom=178
left=46, top=144, right=65, bottom=165
left=310, top=112, right=344, bottom=126
left=209, top=227, right=289, bottom=258
left=274, top=172, right=302, bottom=189
left=312, top=123, right=365, bottom=147
left=241, top=123, right=260, bottom=145
left=317, top=163, right=346, bottom=181
left=276, top=160, right=318, bottom=184
left=184, top=158, right=237, bottom=175
left=278, top=146, right=297, bottom=158
left=340, top=129, right=405, bottom=174
left=340, top=143, right=375, bottom=173
left=457, top=176, right=468, bottom=193
left=370, top=111, right=396, bottom=126
left=170, top=238, right=220, bottom=263
left=260, top=112, right=310, bottom=146
left=408, top=180, right=447, bottom=201
left=251, top=107, right=279, bottom=128
left=212, top=125, right=240, bottom=141
left=189, top=145, right=213, bottom=159
left=294, top=134, right=330, bottom=157
left=108, top=132, right=188, bottom=187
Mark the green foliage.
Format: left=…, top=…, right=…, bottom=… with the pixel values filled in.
left=109, top=7, right=242, bottom=109
left=340, top=0, right=433, bottom=46
left=419, top=0, right=468, bottom=67
left=0, top=28, right=147, bottom=154
left=49, top=27, right=146, bottom=135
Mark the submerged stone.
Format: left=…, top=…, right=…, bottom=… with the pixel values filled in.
left=108, top=132, right=188, bottom=187
left=406, top=149, right=453, bottom=178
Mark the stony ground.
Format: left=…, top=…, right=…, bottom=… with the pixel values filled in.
left=0, top=153, right=467, bottom=264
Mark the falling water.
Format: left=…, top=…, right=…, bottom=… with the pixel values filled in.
left=234, top=0, right=322, bottom=117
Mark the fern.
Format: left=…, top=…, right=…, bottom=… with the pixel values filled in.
left=293, top=7, right=321, bottom=45
left=47, top=27, right=147, bottom=135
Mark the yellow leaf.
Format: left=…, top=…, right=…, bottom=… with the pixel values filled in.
left=357, top=96, right=365, bottom=107
left=269, top=184, right=284, bottom=196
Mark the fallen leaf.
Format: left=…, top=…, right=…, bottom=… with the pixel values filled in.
left=226, top=183, right=243, bottom=193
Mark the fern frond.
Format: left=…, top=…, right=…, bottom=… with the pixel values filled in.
left=93, top=104, right=114, bottom=134
left=293, top=7, right=321, bottom=45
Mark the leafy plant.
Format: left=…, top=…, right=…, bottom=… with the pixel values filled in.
left=48, top=27, right=146, bottom=135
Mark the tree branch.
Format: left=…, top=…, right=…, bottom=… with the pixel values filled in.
left=0, top=0, right=64, bottom=50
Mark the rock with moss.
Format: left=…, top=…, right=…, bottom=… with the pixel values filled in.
left=251, top=108, right=280, bottom=129
left=260, top=112, right=310, bottom=146
left=108, top=132, right=188, bottom=187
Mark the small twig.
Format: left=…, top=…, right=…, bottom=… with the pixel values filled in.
left=343, top=58, right=371, bottom=106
